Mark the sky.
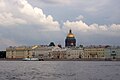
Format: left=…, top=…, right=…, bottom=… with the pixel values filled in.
left=0, top=0, right=120, bottom=50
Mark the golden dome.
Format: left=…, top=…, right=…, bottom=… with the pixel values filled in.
left=67, top=33, right=75, bottom=38
left=67, top=29, right=75, bottom=38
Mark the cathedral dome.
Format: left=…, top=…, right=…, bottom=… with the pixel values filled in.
left=67, top=29, right=75, bottom=38
left=65, top=29, right=76, bottom=47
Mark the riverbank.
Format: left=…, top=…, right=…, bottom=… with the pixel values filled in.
left=0, top=58, right=120, bottom=61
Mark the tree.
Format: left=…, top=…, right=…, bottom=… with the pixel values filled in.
left=58, top=44, right=62, bottom=48
left=79, top=45, right=83, bottom=48
left=49, top=42, right=55, bottom=46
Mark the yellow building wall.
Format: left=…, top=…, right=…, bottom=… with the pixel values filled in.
left=6, top=48, right=33, bottom=59
left=84, top=48, right=105, bottom=59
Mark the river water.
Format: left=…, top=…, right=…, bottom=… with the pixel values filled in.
left=0, top=61, right=120, bottom=80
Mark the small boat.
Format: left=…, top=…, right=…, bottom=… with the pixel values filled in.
left=23, top=58, right=39, bottom=61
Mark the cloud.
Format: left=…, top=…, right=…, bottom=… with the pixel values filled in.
left=109, top=24, right=120, bottom=31
left=0, top=0, right=60, bottom=30
left=63, top=20, right=120, bottom=34
left=18, top=0, right=60, bottom=30
left=0, top=0, right=5, bottom=8
left=63, top=20, right=90, bottom=32
left=0, top=12, right=27, bottom=26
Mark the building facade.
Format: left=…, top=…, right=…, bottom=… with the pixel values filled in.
left=6, top=45, right=120, bottom=60
left=50, top=46, right=66, bottom=59
left=32, top=45, right=53, bottom=59
left=66, top=47, right=84, bottom=59
left=104, top=46, right=120, bottom=59
left=6, top=46, right=33, bottom=59
left=84, top=46, right=105, bottom=59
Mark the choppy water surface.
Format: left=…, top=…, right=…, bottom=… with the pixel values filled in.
left=0, top=61, right=120, bottom=80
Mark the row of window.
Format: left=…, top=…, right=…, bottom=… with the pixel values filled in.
left=67, top=53, right=80, bottom=55
left=86, top=52, right=104, bottom=54
left=85, top=50, right=104, bottom=51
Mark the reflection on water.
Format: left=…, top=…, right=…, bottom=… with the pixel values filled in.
left=0, top=61, right=120, bottom=80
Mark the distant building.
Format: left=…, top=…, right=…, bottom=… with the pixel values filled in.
left=49, top=42, right=55, bottom=47
left=84, top=46, right=105, bottom=59
left=6, top=44, right=120, bottom=60
left=65, top=29, right=76, bottom=47
left=32, top=45, right=53, bottom=59
left=50, top=46, right=66, bottom=59
left=66, top=47, right=84, bottom=59
left=104, top=46, right=120, bottom=59
left=6, top=46, right=33, bottom=59
left=83, top=45, right=120, bottom=60
left=6, top=45, right=53, bottom=59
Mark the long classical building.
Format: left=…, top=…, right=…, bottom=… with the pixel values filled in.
left=6, top=45, right=53, bottom=59
left=6, top=45, right=84, bottom=60
left=6, top=45, right=120, bottom=60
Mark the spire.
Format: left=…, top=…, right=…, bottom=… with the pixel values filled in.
left=69, top=29, right=72, bottom=33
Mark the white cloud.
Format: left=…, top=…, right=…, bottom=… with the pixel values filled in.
left=16, top=0, right=60, bottom=30
left=99, top=25, right=108, bottom=31
left=0, top=12, right=27, bottom=26
left=63, top=20, right=120, bottom=34
left=109, top=24, right=120, bottom=31
left=63, top=20, right=90, bottom=32
left=0, top=0, right=60, bottom=30
left=0, top=0, right=5, bottom=7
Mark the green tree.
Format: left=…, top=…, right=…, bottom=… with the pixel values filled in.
left=49, top=42, right=55, bottom=46
left=79, top=45, right=83, bottom=48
